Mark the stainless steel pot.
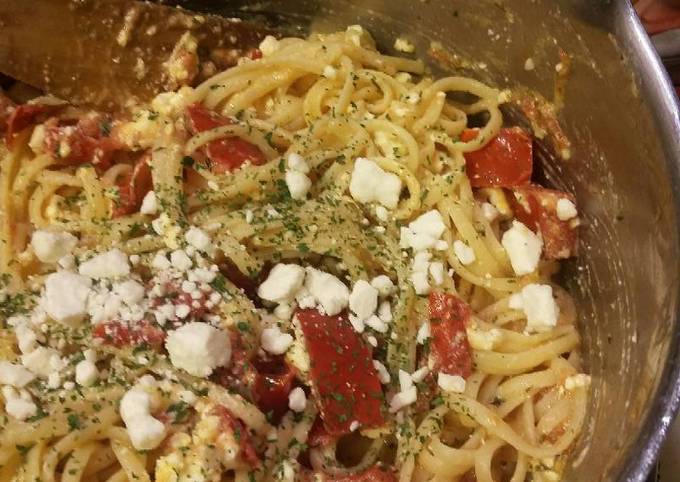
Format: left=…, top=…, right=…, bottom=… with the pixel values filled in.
left=177, top=1, right=680, bottom=480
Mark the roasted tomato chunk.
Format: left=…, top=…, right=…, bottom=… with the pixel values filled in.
left=92, top=320, right=165, bottom=348
left=428, top=292, right=473, bottom=378
left=213, top=406, right=260, bottom=467
left=112, top=153, right=153, bottom=217
left=296, top=308, right=385, bottom=435
left=461, top=127, right=533, bottom=188
left=185, top=103, right=266, bottom=173
left=253, top=356, right=297, bottom=421
left=509, top=185, right=579, bottom=259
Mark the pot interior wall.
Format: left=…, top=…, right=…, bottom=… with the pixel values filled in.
left=177, top=1, right=680, bottom=479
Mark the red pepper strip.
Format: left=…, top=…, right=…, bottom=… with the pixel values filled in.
left=252, top=356, right=297, bottom=422
left=213, top=406, right=260, bottom=467
left=5, top=103, right=62, bottom=146
left=461, top=127, right=533, bottom=188
left=296, top=308, right=385, bottom=435
left=185, top=103, right=266, bottom=173
left=112, top=153, right=153, bottom=217
left=92, top=320, right=165, bottom=349
left=428, top=292, right=473, bottom=378
left=508, top=185, right=579, bottom=259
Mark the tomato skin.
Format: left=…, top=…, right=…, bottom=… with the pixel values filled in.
left=428, top=292, right=473, bottom=378
left=508, top=185, right=578, bottom=259
left=4, top=102, right=62, bottom=146
left=112, top=153, right=153, bottom=217
left=0, top=93, right=15, bottom=135
left=213, top=405, right=260, bottom=467
left=462, top=127, right=533, bottom=188
left=92, top=320, right=165, bottom=348
left=185, top=103, right=266, bottom=173
left=43, top=115, right=121, bottom=168
left=252, top=356, right=297, bottom=422
left=296, top=308, right=385, bottom=435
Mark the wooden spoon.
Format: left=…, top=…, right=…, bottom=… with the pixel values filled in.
left=0, top=0, right=273, bottom=110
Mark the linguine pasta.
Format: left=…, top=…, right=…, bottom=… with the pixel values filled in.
left=0, top=26, right=587, bottom=482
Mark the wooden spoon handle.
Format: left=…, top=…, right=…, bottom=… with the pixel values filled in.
left=0, top=0, right=272, bottom=110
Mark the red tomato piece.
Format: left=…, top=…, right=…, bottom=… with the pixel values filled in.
left=508, top=185, right=579, bottom=259
left=252, top=356, right=297, bottom=421
left=43, top=115, right=122, bottom=168
left=461, top=127, right=533, bottom=188
left=185, top=103, right=266, bottom=173
left=428, top=292, right=473, bottom=378
left=149, top=281, right=210, bottom=320
left=307, top=416, right=335, bottom=448
left=92, top=320, right=165, bottom=348
left=211, top=332, right=258, bottom=400
left=249, top=48, right=263, bottom=60
left=213, top=405, right=260, bottom=467
left=0, top=93, right=16, bottom=136
left=112, top=153, right=153, bottom=217
left=296, top=308, right=385, bottom=436
left=5, top=102, right=62, bottom=146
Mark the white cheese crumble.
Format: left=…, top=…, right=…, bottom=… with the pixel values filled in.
left=453, top=240, right=476, bottom=266
left=373, top=360, right=391, bottom=384
left=140, top=190, right=158, bottom=215
left=258, top=264, right=306, bottom=304
left=509, top=284, right=559, bottom=333
left=370, top=275, right=396, bottom=297
left=438, top=373, right=466, bottom=393
left=287, top=153, right=310, bottom=174
left=43, top=271, right=92, bottom=325
left=165, top=323, right=232, bottom=377
left=1, top=386, right=37, bottom=420
left=524, top=57, right=535, bottom=71
left=400, top=210, right=446, bottom=251
left=288, top=387, right=307, bottom=412
left=394, top=37, right=415, bottom=53
left=170, top=249, right=193, bottom=272
left=349, top=280, right=379, bottom=321
left=349, top=158, right=402, bottom=209
left=411, top=366, right=429, bottom=383
left=120, top=384, right=167, bottom=450
left=261, top=326, right=294, bottom=355
left=0, top=361, right=35, bottom=387
left=79, top=249, right=130, bottom=279
left=501, top=221, right=543, bottom=275
left=364, top=315, right=388, bottom=333
left=185, top=227, right=212, bottom=253
left=304, top=267, right=349, bottom=316
left=30, top=230, right=78, bottom=263
left=416, top=322, right=430, bottom=345
left=259, top=35, right=279, bottom=56
left=285, top=170, right=312, bottom=200
left=556, top=198, right=578, bottom=221
left=75, top=359, right=99, bottom=387
left=428, top=262, right=445, bottom=286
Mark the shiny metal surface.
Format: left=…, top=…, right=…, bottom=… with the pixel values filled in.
left=179, top=0, right=680, bottom=480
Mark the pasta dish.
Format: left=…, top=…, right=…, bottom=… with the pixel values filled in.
left=0, top=26, right=587, bottom=482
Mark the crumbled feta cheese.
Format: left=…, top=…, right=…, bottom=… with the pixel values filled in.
left=349, top=280, right=378, bottom=321
left=30, top=230, right=78, bottom=263
left=151, top=252, right=171, bottom=271
left=349, top=421, right=360, bottom=432
left=285, top=170, right=312, bottom=200
left=114, top=280, right=145, bottom=306
left=258, top=264, right=306, bottom=304
left=43, top=271, right=92, bottom=325
left=389, top=386, right=417, bottom=412
left=416, top=322, right=430, bottom=344
left=75, top=359, right=98, bottom=387
left=170, top=249, right=193, bottom=271
left=79, top=249, right=130, bottom=279
left=304, top=267, right=349, bottom=316
left=375, top=206, right=389, bottom=223
left=174, top=304, right=191, bottom=319
left=428, top=262, right=445, bottom=286
left=185, top=227, right=212, bottom=252
left=140, top=191, right=158, bottom=215
left=394, top=37, right=415, bottom=53
left=14, top=324, right=38, bottom=354
left=438, top=373, right=466, bottom=393
left=377, top=300, right=392, bottom=322
left=349, top=158, right=402, bottom=209
left=373, top=360, right=391, bottom=384
left=410, top=271, right=430, bottom=295
left=259, top=35, right=279, bottom=56
left=556, top=198, right=578, bottom=221
left=524, top=58, right=535, bottom=71
left=453, top=240, right=476, bottom=266
left=348, top=314, right=365, bottom=333
left=288, top=387, right=307, bottom=412
left=1, top=386, right=37, bottom=420
left=501, top=221, right=543, bottom=275
left=510, top=284, right=559, bottom=332
left=261, top=326, right=294, bottom=355
left=400, top=210, right=447, bottom=251
left=467, top=326, right=503, bottom=351
left=29, top=124, right=46, bottom=153
left=370, top=275, right=396, bottom=297
left=165, top=323, right=231, bottom=377
left=411, top=366, right=429, bottom=383
left=367, top=335, right=378, bottom=347
left=365, top=315, right=388, bottom=333
left=245, top=209, right=254, bottom=224
left=57, top=254, right=76, bottom=270
left=287, top=153, right=310, bottom=174
left=564, top=373, right=591, bottom=390
left=21, top=347, right=63, bottom=378
left=398, top=369, right=414, bottom=392
left=120, top=385, right=167, bottom=450
left=0, top=361, right=35, bottom=387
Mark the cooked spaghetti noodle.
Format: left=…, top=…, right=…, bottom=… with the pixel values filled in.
left=0, top=26, right=587, bottom=482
